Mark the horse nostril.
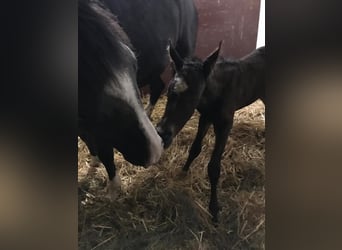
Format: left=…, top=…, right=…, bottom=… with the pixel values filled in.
left=156, top=126, right=163, bottom=137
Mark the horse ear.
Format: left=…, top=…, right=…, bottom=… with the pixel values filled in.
left=168, top=39, right=183, bottom=71
left=203, top=40, right=222, bottom=78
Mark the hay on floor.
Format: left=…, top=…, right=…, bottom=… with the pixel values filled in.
left=78, top=95, right=265, bottom=250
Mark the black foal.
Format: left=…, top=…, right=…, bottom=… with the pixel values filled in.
left=157, top=42, right=265, bottom=222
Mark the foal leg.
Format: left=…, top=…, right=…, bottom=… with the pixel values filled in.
left=97, top=145, right=121, bottom=200
left=146, top=76, right=165, bottom=118
left=208, top=118, right=233, bottom=222
left=182, top=115, right=211, bottom=172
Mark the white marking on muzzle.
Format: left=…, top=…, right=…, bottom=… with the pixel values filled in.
left=116, top=76, right=163, bottom=165
left=103, top=43, right=163, bottom=165
left=120, top=42, right=136, bottom=59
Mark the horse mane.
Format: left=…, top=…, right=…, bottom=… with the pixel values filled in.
left=79, top=0, right=136, bottom=92
left=183, top=56, right=204, bottom=71
left=215, top=47, right=265, bottom=74
left=216, top=56, right=240, bottom=72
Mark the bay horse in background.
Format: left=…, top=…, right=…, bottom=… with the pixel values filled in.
left=157, top=42, right=265, bottom=222
left=78, top=0, right=163, bottom=199
left=102, top=0, right=198, bottom=117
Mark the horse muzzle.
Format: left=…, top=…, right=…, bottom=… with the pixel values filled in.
left=156, top=126, right=173, bottom=149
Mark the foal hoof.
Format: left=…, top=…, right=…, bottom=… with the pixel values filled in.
left=106, top=191, right=119, bottom=201
left=106, top=175, right=122, bottom=201
left=209, top=205, right=220, bottom=225
left=212, top=215, right=219, bottom=225
left=175, top=168, right=188, bottom=179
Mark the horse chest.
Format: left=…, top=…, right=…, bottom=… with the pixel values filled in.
left=197, top=94, right=219, bottom=116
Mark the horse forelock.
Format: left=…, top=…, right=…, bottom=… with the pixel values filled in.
left=183, top=57, right=203, bottom=71
left=85, top=0, right=132, bottom=48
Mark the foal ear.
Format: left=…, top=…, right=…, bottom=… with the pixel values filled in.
left=168, top=39, right=183, bottom=71
left=203, top=40, right=222, bottom=78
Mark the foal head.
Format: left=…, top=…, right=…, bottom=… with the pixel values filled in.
left=157, top=41, right=222, bottom=148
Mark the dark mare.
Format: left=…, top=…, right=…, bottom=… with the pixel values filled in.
left=102, top=0, right=198, bottom=117
left=157, top=42, right=265, bottom=222
left=79, top=0, right=163, bottom=199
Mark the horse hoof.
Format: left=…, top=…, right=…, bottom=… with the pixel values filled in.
left=212, top=216, right=219, bottom=225
left=175, top=168, right=188, bottom=179
left=106, top=192, right=119, bottom=201
left=106, top=175, right=121, bottom=201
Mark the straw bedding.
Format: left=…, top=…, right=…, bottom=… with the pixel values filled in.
left=78, top=95, right=265, bottom=250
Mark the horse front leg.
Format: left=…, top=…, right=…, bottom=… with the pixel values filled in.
left=182, top=115, right=211, bottom=172
left=97, top=144, right=121, bottom=201
left=146, top=76, right=165, bottom=118
left=79, top=132, right=100, bottom=168
left=208, top=118, right=233, bottom=222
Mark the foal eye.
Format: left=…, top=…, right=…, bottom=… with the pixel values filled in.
left=167, top=84, right=177, bottom=96
left=170, top=84, right=179, bottom=94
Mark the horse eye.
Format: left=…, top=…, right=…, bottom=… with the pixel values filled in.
left=167, top=84, right=179, bottom=97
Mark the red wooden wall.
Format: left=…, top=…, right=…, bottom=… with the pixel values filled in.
left=159, top=0, right=261, bottom=91
left=194, top=0, right=260, bottom=59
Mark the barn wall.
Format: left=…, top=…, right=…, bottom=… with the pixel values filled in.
left=194, top=0, right=261, bottom=59
left=256, top=0, right=265, bottom=48
left=159, top=0, right=261, bottom=91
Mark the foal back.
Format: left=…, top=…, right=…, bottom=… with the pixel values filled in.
left=209, top=46, right=265, bottom=111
